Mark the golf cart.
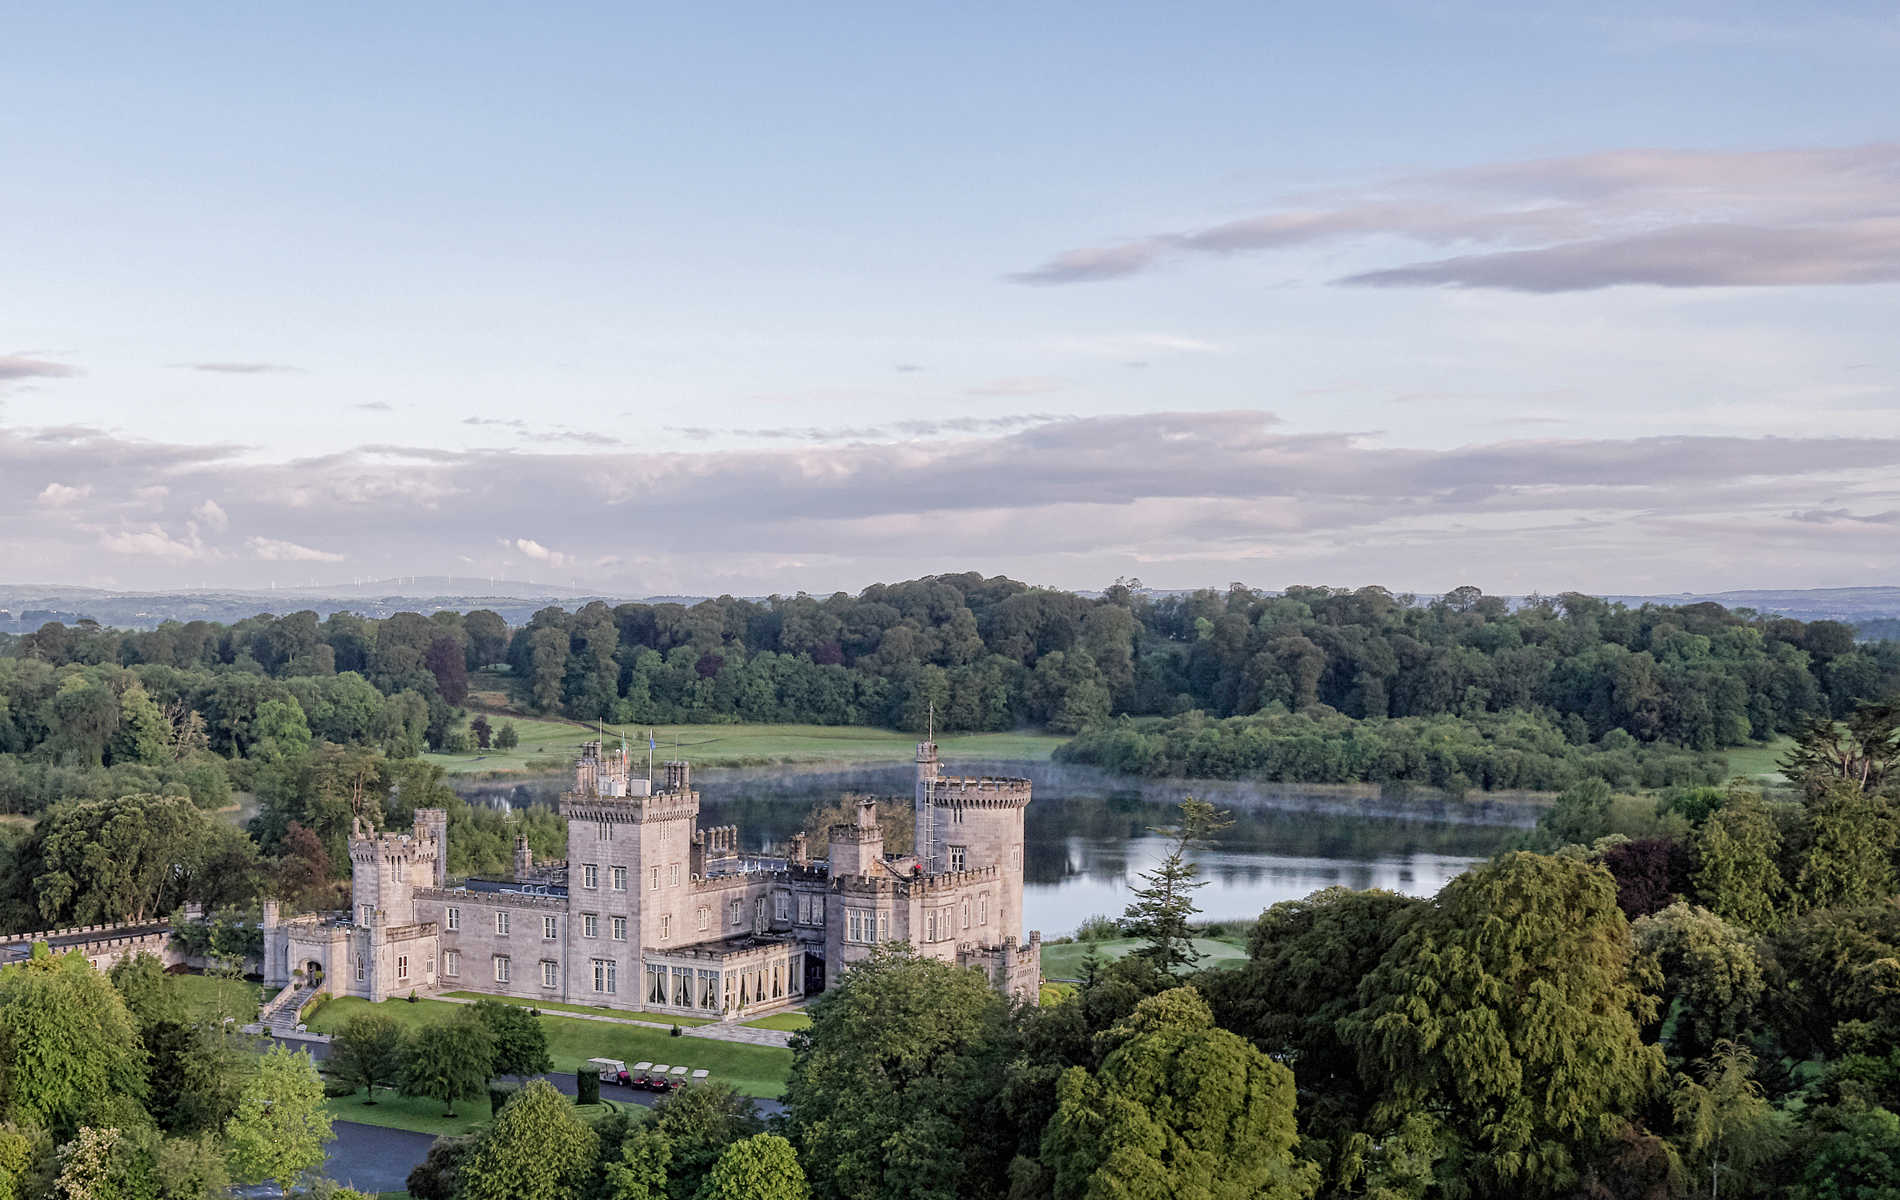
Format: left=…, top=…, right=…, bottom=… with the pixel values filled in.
left=587, top=1057, right=629, bottom=1087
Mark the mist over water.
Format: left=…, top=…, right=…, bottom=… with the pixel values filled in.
left=454, top=760, right=1528, bottom=939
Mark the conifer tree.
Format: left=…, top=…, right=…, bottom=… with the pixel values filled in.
left=1122, top=797, right=1231, bottom=973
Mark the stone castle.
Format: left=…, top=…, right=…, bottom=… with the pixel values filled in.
left=261, top=739, right=1040, bottom=1018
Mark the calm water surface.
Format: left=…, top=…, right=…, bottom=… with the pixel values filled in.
left=455, top=762, right=1529, bottom=939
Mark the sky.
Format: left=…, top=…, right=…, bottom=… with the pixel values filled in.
left=4, top=1, right=1898, bottom=598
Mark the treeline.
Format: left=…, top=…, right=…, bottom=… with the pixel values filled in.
left=11, top=577, right=1897, bottom=747
left=1058, top=708, right=1729, bottom=794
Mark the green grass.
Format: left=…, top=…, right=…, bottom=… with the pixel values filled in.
left=424, top=716, right=1062, bottom=776
left=1724, top=736, right=1795, bottom=785
left=1039, top=936, right=1250, bottom=981
left=304, top=996, right=793, bottom=1098
left=742, top=1011, right=811, bottom=1031
left=325, top=1084, right=621, bottom=1138
left=441, top=990, right=717, bottom=1026
left=171, top=974, right=266, bottom=1024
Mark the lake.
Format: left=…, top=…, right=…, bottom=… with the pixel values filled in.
left=453, top=761, right=1532, bottom=940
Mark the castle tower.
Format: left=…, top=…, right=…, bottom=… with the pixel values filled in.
left=914, top=737, right=940, bottom=871
left=415, top=809, right=448, bottom=887
left=513, top=835, right=533, bottom=880
left=828, top=798, right=885, bottom=878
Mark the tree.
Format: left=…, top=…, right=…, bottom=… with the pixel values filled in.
left=1040, top=987, right=1316, bottom=1200
left=1793, top=1105, right=1900, bottom=1200
left=1123, top=798, right=1231, bottom=973
left=330, top=1013, right=410, bottom=1103
left=496, top=721, right=520, bottom=750
left=0, top=948, right=148, bottom=1135
left=782, top=947, right=1014, bottom=1200
left=405, top=1135, right=473, bottom=1200
left=51, top=1126, right=152, bottom=1200
left=1670, top=1042, right=1786, bottom=1200
left=401, top=1017, right=494, bottom=1116
left=1779, top=702, right=1900, bottom=796
left=472, top=998, right=552, bottom=1079
left=223, top=1043, right=333, bottom=1197
left=699, top=1133, right=809, bottom=1200
left=1794, top=781, right=1897, bottom=912
left=1633, top=904, right=1766, bottom=1067
left=464, top=610, right=510, bottom=670
left=109, top=679, right=169, bottom=766
left=470, top=714, right=492, bottom=750
left=1345, top=852, right=1665, bottom=1198
left=602, top=1127, right=671, bottom=1200
left=1539, top=777, right=1613, bottom=847
left=22, top=793, right=223, bottom=926
left=648, top=1082, right=763, bottom=1200
left=456, top=1079, right=598, bottom=1200
left=1691, top=794, right=1785, bottom=931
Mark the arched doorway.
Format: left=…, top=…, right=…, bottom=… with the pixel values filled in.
left=304, top=960, right=324, bottom=987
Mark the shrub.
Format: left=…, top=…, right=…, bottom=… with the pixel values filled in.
left=576, top=1064, right=600, bottom=1105
left=1076, top=914, right=1121, bottom=942
left=487, top=1084, right=517, bottom=1115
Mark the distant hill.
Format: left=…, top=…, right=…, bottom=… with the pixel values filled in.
left=1602, top=587, right=1900, bottom=627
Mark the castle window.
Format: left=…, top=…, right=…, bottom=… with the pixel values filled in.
left=354, top=955, right=365, bottom=982
left=611, top=866, right=626, bottom=891
left=445, top=906, right=460, bottom=931
left=698, top=906, right=710, bottom=932
left=651, top=866, right=660, bottom=891
left=612, top=916, right=627, bottom=941
left=542, top=961, right=558, bottom=989
left=444, top=950, right=460, bottom=976
left=397, top=955, right=409, bottom=981
left=359, top=904, right=372, bottom=925
left=493, top=955, right=510, bottom=983
left=699, top=969, right=718, bottom=1009
left=729, top=899, right=742, bottom=926
left=648, top=964, right=666, bottom=1003
left=961, top=899, right=970, bottom=929
left=660, top=914, right=671, bottom=940
left=847, top=910, right=864, bottom=942
left=925, top=909, right=937, bottom=942
left=583, top=864, right=599, bottom=889
left=878, top=912, right=888, bottom=941
left=669, top=863, right=681, bottom=887
left=774, top=892, right=789, bottom=922
left=597, top=959, right=619, bottom=995
left=949, top=845, right=967, bottom=872
left=583, top=914, right=599, bottom=938
left=979, top=895, right=988, bottom=926
left=543, top=915, right=559, bottom=940
left=495, top=911, right=510, bottom=936
left=1011, top=846, right=1022, bottom=869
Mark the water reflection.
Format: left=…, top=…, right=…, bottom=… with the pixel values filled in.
left=454, top=761, right=1524, bottom=939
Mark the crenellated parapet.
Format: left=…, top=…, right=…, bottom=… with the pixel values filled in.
left=414, top=886, right=568, bottom=913
left=925, top=775, right=1032, bottom=809
left=560, top=792, right=699, bottom=826
left=915, top=865, right=1001, bottom=894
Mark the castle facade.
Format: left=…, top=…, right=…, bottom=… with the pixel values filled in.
left=261, top=740, right=1040, bottom=1018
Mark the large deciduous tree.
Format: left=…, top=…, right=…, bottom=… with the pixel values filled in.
left=1040, top=987, right=1316, bottom=1200
left=223, top=1044, right=332, bottom=1197
left=782, top=947, right=1014, bottom=1200
left=1345, top=851, right=1665, bottom=1198
left=456, top=1080, right=598, bottom=1200
left=330, top=1013, right=410, bottom=1103
left=401, top=1017, right=494, bottom=1117
left=471, top=999, right=552, bottom=1080
left=0, top=948, right=148, bottom=1135
left=698, top=1133, right=810, bottom=1200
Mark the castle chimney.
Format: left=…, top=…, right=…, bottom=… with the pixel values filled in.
left=513, top=835, right=533, bottom=880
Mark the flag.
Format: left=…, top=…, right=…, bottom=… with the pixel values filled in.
left=649, top=729, right=657, bottom=751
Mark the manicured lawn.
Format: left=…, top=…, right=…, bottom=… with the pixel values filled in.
left=424, top=716, right=1062, bottom=775
left=1039, top=936, right=1249, bottom=981
left=1724, top=736, right=1794, bottom=785
left=742, top=1011, right=810, bottom=1031
left=304, top=996, right=793, bottom=1098
left=171, top=973, right=266, bottom=1024
left=441, top=990, right=716, bottom=1026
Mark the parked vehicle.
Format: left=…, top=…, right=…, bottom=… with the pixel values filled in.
left=630, top=1061, right=655, bottom=1087
left=646, top=1064, right=672, bottom=1092
left=587, top=1057, right=628, bottom=1086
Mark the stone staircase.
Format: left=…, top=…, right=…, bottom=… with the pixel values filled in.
left=258, top=980, right=318, bottom=1036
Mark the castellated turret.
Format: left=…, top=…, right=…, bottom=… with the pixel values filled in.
left=828, top=798, right=885, bottom=878
left=349, top=811, right=445, bottom=928
left=913, top=740, right=1031, bottom=942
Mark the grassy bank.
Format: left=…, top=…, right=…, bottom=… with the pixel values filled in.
left=303, top=996, right=793, bottom=1098
left=1723, top=736, right=1794, bottom=786
left=327, top=1088, right=623, bottom=1137
left=1040, top=936, right=1249, bottom=982
left=441, top=990, right=716, bottom=1026
left=173, top=974, right=265, bottom=1024
left=425, top=716, right=1062, bottom=775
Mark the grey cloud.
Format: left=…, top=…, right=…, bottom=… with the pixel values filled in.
left=173, top=362, right=300, bottom=374
left=965, top=377, right=1066, bottom=397
left=10, top=412, right=1900, bottom=591
left=1013, top=143, right=1900, bottom=292
left=355, top=402, right=394, bottom=412
left=667, top=415, right=1065, bottom=443
left=0, top=355, right=80, bottom=381
left=1340, top=223, right=1900, bottom=292
left=1789, top=507, right=1900, bottom=525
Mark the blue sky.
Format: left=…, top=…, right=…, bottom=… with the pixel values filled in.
left=4, top=2, right=1898, bottom=596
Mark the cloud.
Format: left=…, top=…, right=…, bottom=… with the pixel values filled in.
left=173, top=362, right=300, bottom=374
left=507, top=537, right=570, bottom=567
left=247, top=536, right=345, bottom=562
left=8, top=413, right=1900, bottom=592
left=36, top=482, right=92, bottom=507
left=1012, top=143, right=1900, bottom=293
left=667, top=415, right=1066, bottom=443
left=355, top=401, right=394, bottom=412
left=0, top=355, right=80, bottom=381
left=194, top=499, right=230, bottom=531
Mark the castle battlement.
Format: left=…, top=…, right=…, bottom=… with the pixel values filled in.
left=915, top=865, right=1001, bottom=893
left=925, top=776, right=1033, bottom=808
left=413, top=887, right=570, bottom=912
